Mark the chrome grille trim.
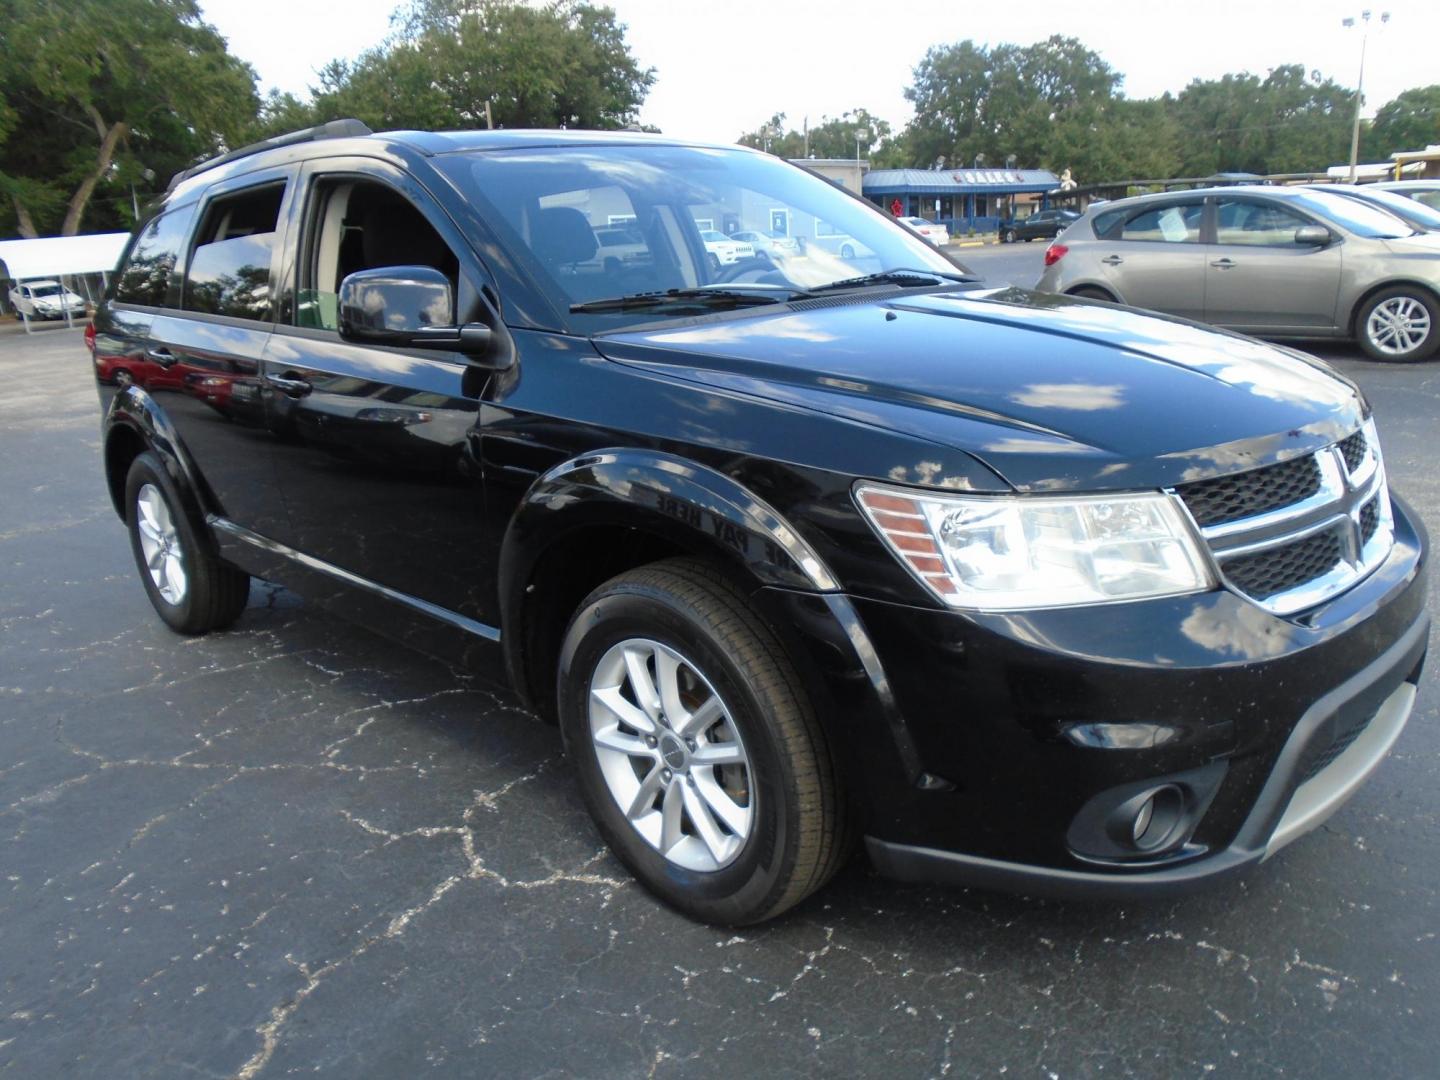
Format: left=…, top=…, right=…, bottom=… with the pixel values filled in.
left=1171, top=420, right=1395, bottom=616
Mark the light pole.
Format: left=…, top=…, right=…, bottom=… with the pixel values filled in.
left=1343, top=10, right=1390, bottom=184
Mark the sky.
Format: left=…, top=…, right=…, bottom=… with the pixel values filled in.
left=201, top=0, right=1440, bottom=148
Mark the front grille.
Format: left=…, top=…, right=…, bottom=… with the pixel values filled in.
left=1177, top=427, right=1393, bottom=616
left=1360, top=498, right=1379, bottom=545
left=1222, top=529, right=1344, bottom=599
left=1338, top=431, right=1367, bottom=473
left=1177, top=454, right=1321, bottom=528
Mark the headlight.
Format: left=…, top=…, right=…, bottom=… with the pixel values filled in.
left=855, top=483, right=1213, bottom=610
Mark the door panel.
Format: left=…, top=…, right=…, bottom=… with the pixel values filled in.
left=1203, top=197, right=1343, bottom=330
left=1102, top=202, right=1206, bottom=319
left=261, top=331, right=487, bottom=619
left=148, top=314, right=284, bottom=535
left=264, top=160, right=493, bottom=622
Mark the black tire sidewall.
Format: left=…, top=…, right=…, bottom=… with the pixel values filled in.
left=557, top=586, right=799, bottom=923
left=124, top=452, right=210, bottom=634
left=1358, top=288, right=1440, bottom=363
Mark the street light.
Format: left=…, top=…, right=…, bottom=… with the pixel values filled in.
left=1343, top=9, right=1390, bottom=184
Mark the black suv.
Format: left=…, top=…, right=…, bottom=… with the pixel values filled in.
left=91, top=121, right=1429, bottom=924
left=1001, top=207, right=1080, bottom=243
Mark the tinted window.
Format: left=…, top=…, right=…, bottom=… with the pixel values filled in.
left=1215, top=199, right=1313, bottom=246
left=115, top=208, right=194, bottom=306
left=184, top=184, right=285, bottom=320
left=1121, top=203, right=1203, bottom=243
left=1092, top=208, right=1125, bottom=238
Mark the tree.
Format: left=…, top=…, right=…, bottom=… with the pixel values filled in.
left=1167, top=66, right=1354, bottom=176
left=314, top=0, right=655, bottom=132
left=738, top=109, right=891, bottom=160
left=0, top=0, right=260, bottom=236
left=1365, top=85, right=1440, bottom=159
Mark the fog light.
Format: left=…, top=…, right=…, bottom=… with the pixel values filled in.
left=1129, top=784, right=1184, bottom=852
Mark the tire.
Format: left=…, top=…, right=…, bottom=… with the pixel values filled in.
left=707, top=253, right=721, bottom=273
left=113, top=368, right=134, bottom=387
left=557, top=558, right=848, bottom=924
left=1355, top=286, right=1440, bottom=363
left=1069, top=286, right=1115, bottom=302
left=840, top=243, right=855, bottom=259
left=1003, top=229, right=1016, bottom=244
left=125, top=451, right=250, bottom=634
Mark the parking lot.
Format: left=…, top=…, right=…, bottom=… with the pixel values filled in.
left=2, top=267, right=1438, bottom=1076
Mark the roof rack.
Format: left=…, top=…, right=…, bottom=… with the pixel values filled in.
left=166, top=118, right=373, bottom=193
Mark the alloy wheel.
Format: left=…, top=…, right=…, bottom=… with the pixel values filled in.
left=587, top=637, right=753, bottom=872
left=135, top=483, right=187, bottom=605
left=1366, top=296, right=1432, bottom=357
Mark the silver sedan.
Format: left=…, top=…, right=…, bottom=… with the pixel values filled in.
left=1035, top=185, right=1440, bottom=362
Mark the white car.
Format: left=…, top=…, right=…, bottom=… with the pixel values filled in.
left=699, top=229, right=755, bottom=268
left=584, top=226, right=650, bottom=272
left=898, top=217, right=950, bottom=246
left=9, top=280, right=87, bottom=319
left=731, top=230, right=800, bottom=261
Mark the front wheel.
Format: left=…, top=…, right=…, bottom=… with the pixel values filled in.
left=557, top=559, right=848, bottom=924
left=125, top=451, right=250, bottom=634
left=1356, top=287, right=1439, bottom=362
left=707, top=252, right=721, bottom=273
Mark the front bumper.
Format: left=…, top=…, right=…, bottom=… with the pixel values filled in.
left=762, top=493, right=1428, bottom=898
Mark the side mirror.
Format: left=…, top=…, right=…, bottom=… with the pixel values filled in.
left=1294, top=225, right=1332, bottom=247
left=338, top=266, right=492, bottom=354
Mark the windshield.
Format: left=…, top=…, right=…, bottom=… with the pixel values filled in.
left=31, top=284, right=63, bottom=297
left=1339, top=186, right=1440, bottom=230
left=437, top=143, right=959, bottom=329
left=1284, top=189, right=1415, bottom=238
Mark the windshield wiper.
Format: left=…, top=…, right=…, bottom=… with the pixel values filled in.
left=570, top=288, right=795, bottom=314
left=806, top=268, right=979, bottom=293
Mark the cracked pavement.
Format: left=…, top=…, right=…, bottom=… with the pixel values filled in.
left=1, top=324, right=1437, bottom=1078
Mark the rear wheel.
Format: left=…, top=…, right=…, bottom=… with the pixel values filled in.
left=1002, top=228, right=1016, bottom=244
left=840, top=243, right=856, bottom=259
left=1355, top=287, right=1439, bottom=362
left=1069, top=286, right=1115, bottom=302
left=557, top=559, right=848, bottom=924
left=125, top=452, right=249, bottom=634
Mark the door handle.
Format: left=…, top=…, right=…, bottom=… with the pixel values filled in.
left=146, top=346, right=177, bottom=368
left=1100, top=255, right=1123, bottom=266
left=265, top=372, right=312, bottom=397
left=1210, top=258, right=1237, bottom=269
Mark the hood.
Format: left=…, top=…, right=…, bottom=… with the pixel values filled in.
left=594, top=286, right=1366, bottom=492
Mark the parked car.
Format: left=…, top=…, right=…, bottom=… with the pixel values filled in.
left=1373, top=180, right=1440, bottom=211
left=698, top=229, right=754, bottom=269
left=1306, top=183, right=1440, bottom=233
left=1036, top=185, right=1440, bottom=362
left=584, top=226, right=650, bottom=271
left=1000, top=208, right=1080, bottom=244
left=898, top=216, right=950, bottom=246
left=730, top=229, right=801, bottom=261
left=92, top=122, right=1427, bottom=924
left=9, top=280, right=87, bottom=319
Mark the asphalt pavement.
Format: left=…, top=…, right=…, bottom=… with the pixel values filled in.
left=2, top=299, right=1438, bottom=1078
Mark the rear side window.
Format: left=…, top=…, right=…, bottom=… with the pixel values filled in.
left=184, top=184, right=285, bottom=321
left=1119, top=203, right=1203, bottom=243
left=114, top=208, right=194, bottom=307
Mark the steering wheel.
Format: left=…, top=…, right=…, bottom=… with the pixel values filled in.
left=714, top=256, right=786, bottom=286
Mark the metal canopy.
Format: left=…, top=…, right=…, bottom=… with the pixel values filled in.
left=0, top=233, right=129, bottom=282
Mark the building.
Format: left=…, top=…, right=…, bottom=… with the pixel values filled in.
left=861, top=168, right=1061, bottom=233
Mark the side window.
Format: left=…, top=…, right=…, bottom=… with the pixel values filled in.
left=115, top=208, right=193, bottom=307
left=1215, top=199, right=1312, bottom=247
left=184, top=184, right=285, bottom=321
left=297, top=178, right=459, bottom=331
left=1092, top=208, right=1125, bottom=238
left=1120, top=204, right=1203, bottom=243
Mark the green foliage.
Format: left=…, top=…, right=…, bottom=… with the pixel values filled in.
left=1167, top=65, right=1354, bottom=176
left=314, top=0, right=655, bottom=131
left=738, top=109, right=893, bottom=161
left=1364, top=85, right=1440, bottom=159
left=0, top=0, right=259, bottom=235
